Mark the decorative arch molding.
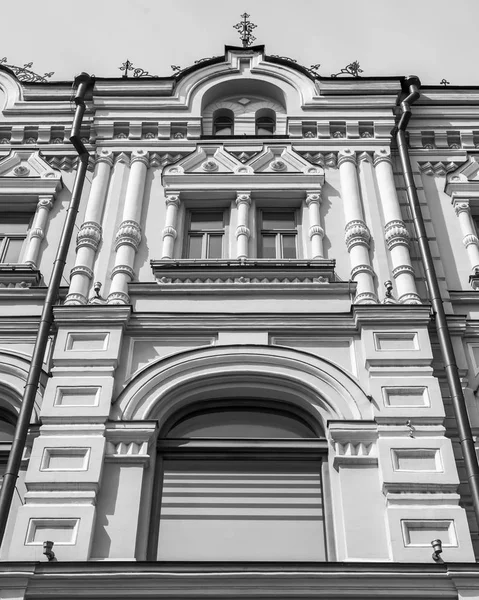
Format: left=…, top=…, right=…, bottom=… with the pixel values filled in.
left=0, top=68, right=23, bottom=112
left=113, top=345, right=372, bottom=428
left=174, top=49, right=317, bottom=115
left=0, top=350, right=45, bottom=421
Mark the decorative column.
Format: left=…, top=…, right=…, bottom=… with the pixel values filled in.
left=108, top=150, right=149, bottom=305
left=65, top=150, right=114, bottom=305
left=452, top=199, right=479, bottom=272
left=374, top=149, right=421, bottom=304
left=235, top=191, right=251, bottom=260
left=161, top=192, right=180, bottom=259
left=338, top=149, right=377, bottom=304
left=23, top=195, right=54, bottom=268
left=306, top=190, right=324, bottom=259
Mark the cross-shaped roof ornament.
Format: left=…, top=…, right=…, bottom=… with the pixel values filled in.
left=233, top=13, right=257, bottom=48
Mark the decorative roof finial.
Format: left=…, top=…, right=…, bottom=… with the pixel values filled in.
left=233, top=13, right=257, bottom=47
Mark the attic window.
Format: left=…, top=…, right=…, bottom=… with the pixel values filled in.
left=213, top=109, right=234, bottom=136
left=256, top=108, right=276, bottom=136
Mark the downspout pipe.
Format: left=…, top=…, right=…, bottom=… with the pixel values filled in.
left=395, top=76, right=479, bottom=528
left=0, top=72, right=93, bottom=548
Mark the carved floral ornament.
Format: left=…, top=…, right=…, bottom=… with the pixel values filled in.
left=115, top=220, right=142, bottom=251
left=344, top=220, right=371, bottom=250
left=202, top=160, right=218, bottom=172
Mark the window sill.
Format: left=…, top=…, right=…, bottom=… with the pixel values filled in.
left=0, top=264, right=41, bottom=288
left=150, top=258, right=348, bottom=293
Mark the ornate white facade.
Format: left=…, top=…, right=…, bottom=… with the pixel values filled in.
left=1, top=44, right=479, bottom=598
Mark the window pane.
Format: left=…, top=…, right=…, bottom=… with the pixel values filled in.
left=208, top=235, right=223, bottom=259
left=282, top=235, right=297, bottom=259
left=187, top=235, right=203, bottom=259
left=261, top=235, right=276, bottom=258
left=190, top=212, right=223, bottom=231
left=262, top=212, right=295, bottom=230
left=3, top=239, right=24, bottom=262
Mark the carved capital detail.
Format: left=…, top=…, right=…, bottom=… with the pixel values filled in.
left=305, top=192, right=322, bottom=206
left=235, top=192, right=252, bottom=207
left=70, top=265, right=94, bottom=280
left=337, top=149, right=357, bottom=168
left=454, top=201, right=471, bottom=216
left=345, top=219, right=370, bottom=250
left=95, top=149, right=114, bottom=167
left=107, top=291, right=131, bottom=305
left=463, top=234, right=479, bottom=248
left=37, top=197, right=54, bottom=211
left=165, top=193, right=181, bottom=208
left=115, top=220, right=141, bottom=251
left=373, top=148, right=393, bottom=167
left=236, top=225, right=251, bottom=239
left=111, top=264, right=135, bottom=280
left=130, top=149, right=149, bottom=167
left=309, top=225, right=325, bottom=239
left=77, top=221, right=102, bottom=251
left=385, top=220, right=410, bottom=249
left=162, top=226, right=177, bottom=239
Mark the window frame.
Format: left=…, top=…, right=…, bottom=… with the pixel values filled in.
left=184, top=209, right=226, bottom=259
left=0, top=214, right=31, bottom=264
left=258, top=208, right=299, bottom=259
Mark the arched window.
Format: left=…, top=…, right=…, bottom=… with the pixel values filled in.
left=149, top=401, right=329, bottom=562
left=213, top=109, right=234, bottom=136
left=255, top=108, right=276, bottom=135
left=0, top=409, right=16, bottom=487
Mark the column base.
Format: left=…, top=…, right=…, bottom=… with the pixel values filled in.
left=64, top=293, right=88, bottom=306
left=107, top=291, right=131, bottom=305
left=399, top=293, right=422, bottom=305
left=354, top=292, right=378, bottom=304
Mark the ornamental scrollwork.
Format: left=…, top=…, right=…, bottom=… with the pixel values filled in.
left=0, top=57, right=54, bottom=83
left=453, top=201, right=470, bottom=217
left=305, top=192, right=322, bottom=206
left=236, top=193, right=251, bottom=206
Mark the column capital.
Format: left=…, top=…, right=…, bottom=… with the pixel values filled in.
left=130, top=149, right=149, bottom=167
left=95, top=149, right=114, bottom=167
left=337, top=149, right=357, bottom=167
left=305, top=190, right=322, bottom=206
left=453, top=199, right=471, bottom=216
left=165, top=192, right=181, bottom=207
left=235, top=191, right=252, bottom=206
left=373, top=148, right=393, bottom=167
left=37, top=195, right=54, bottom=210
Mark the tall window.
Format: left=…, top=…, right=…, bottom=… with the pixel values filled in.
left=213, top=109, right=234, bottom=136
left=186, top=211, right=224, bottom=259
left=255, top=108, right=276, bottom=136
left=0, top=215, right=29, bottom=263
left=259, top=210, right=298, bottom=259
left=152, top=402, right=327, bottom=561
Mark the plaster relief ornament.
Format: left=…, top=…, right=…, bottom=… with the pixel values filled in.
left=304, top=131, right=315, bottom=138
left=13, top=165, right=30, bottom=177
left=270, top=160, right=286, bottom=172
left=174, top=132, right=185, bottom=139
left=202, top=160, right=219, bottom=172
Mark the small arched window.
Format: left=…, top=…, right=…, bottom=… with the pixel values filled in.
left=213, top=109, right=234, bottom=136
left=255, top=108, right=276, bottom=136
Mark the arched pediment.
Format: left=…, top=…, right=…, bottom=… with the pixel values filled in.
left=173, top=47, right=318, bottom=115
left=112, top=345, right=373, bottom=428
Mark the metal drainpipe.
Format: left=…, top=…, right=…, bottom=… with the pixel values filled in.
left=0, top=72, right=93, bottom=548
left=395, top=76, right=479, bottom=528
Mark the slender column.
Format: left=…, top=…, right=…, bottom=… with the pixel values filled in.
left=453, top=199, right=479, bottom=271
left=23, top=195, right=54, bottom=268
left=108, top=150, right=149, bottom=305
left=338, top=149, right=377, bottom=304
left=161, top=192, right=180, bottom=259
left=65, top=150, right=113, bottom=305
left=374, top=149, right=420, bottom=304
left=235, top=191, right=251, bottom=259
left=306, top=190, right=324, bottom=259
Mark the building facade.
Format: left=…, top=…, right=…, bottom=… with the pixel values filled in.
left=1, top=41, right=479, bottom=598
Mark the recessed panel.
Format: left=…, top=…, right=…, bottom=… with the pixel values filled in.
left=402, top=520, right=456, bottom=547
left=26, top=519, right=79, bottom=545
left=41, top=448, right=90, bottom=471
left=66, top=332, right=109, bottom=351
left=374, top=333, right=417, bottom=351
left=392, top=449, right=441, bottom=472
left=383, top=387, right=429, bottom=407
left=54, top=387, right=100, bottom=407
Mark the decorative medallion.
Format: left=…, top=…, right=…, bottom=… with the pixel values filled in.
left=13, top=165, right=30, bottom=177
left=270, top=160, right=286, bottom=172
left=202, top=160, right=219, bottom=172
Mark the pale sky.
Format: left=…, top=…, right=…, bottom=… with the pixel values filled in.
left=1, top=0, right=478, bottom=85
